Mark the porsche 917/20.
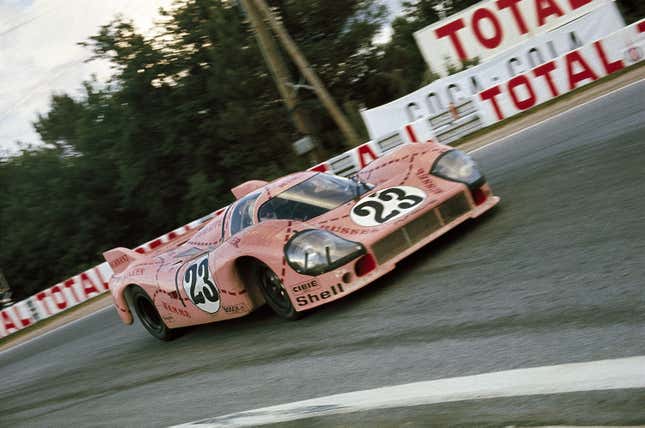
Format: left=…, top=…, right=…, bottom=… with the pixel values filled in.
left=104, top=142, right=499, bottom=340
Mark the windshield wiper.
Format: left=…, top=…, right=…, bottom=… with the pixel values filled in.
left=350, top=175, right=367, bottom=201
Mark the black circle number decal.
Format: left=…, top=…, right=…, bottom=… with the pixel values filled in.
left=351, top=186, right=426, bottom=227
left=182, top=255, right=220, bottom=313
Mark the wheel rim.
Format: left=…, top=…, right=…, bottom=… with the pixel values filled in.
left=136, top=296, right=163, bottom=334
left=260, top=268, right=291, bottom=313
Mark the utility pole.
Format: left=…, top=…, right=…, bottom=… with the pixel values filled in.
left=239, top=0, right=314, bottom=140
left=251, top=0, right=362, bottom=147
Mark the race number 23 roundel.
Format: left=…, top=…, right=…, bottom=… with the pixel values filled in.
left=182, top=255, right=221, bottom=313
left=351, top=186, right=426, bottom=227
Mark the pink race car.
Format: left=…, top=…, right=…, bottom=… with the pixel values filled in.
left=104, top=142, right=499, bottom=340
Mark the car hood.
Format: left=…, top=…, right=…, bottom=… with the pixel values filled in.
left=302, top=171, right=461, bottom=239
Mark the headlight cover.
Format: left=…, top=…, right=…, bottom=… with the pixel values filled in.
left=285, top=230, right=365, bottom=276
left=431, top=150, right=485, bottom=188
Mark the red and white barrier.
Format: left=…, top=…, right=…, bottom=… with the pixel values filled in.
left=308, top=119, right=436, bottom=177
left=133, top=214, right=215, bottom=255
left=1, top=263, right=112, bottom=337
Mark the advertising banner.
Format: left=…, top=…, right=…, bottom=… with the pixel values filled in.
left=429, top=100, right=486, bottom=145
left=361, top=1, right=624, bottom=139
left=414, top=0, right=610, bottom=76
left=475, top=20, right=645, bottom=124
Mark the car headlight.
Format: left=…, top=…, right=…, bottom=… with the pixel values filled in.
left=285, top=230, right=365, bottom=276
left=431, top=150, right=485, bottom=188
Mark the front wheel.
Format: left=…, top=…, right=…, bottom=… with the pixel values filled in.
left=131, top=286, right=180, bottom=341
left=257, top=264, right=300, bottom=320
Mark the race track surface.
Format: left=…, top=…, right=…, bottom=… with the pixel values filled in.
left=1, top=81, right=644, bottom=427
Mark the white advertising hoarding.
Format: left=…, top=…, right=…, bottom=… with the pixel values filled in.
left=361, top=1, right=624, bottom=139
left=474, top=20, right=645, bottom=125
left=415, top=0, right=610, bottom=76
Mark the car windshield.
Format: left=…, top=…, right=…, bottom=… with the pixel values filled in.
left=258, top=174, right=371, bottom=222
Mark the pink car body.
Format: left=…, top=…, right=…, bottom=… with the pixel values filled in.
left=104, top=142, right=499, bottom=339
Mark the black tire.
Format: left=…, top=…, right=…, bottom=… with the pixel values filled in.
left=257, top=264, right=301, bottom=320
left=131, top=286, right=179, bottom=341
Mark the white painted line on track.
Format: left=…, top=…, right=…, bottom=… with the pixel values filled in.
left=170, top=356, right=645, bottom=427
left=0, top=305, right=114, bottom=357
left=468, top=77, right=645, bottom=155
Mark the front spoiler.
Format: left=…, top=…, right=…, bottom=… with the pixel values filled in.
left=290, top=193, right=500, bottom=312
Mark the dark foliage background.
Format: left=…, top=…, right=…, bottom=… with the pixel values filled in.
left=0, top=0, right=641, bottom=299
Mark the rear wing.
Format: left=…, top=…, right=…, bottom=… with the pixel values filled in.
left=103, top=247, right=143, bottom=275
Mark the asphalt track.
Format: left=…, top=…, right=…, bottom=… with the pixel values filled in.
left=1, top=81, right=644, bottom=427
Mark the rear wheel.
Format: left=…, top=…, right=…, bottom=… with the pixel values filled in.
left=257, top=264, right=300, bottom=320
left=131, top=286, right=179, bottom=341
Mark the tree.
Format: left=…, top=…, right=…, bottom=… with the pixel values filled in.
left=365, top=0, right=482, bottom=108
left=616, top=0, right=645, bottom=23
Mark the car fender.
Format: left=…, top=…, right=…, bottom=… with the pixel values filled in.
left=357, top=143, right=451, bottom=185
left=110, top=276, right=134, bottom=325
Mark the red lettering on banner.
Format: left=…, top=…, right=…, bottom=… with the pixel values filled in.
left=404, top=124, right=418, bottom=143
left=50, top=285, right=68, bottom=310
left=533, top=61, right=560, bottom=97
left=472, top=8, right=503, bottom=49
left=479, top=86, right=505, bottom=120
left=63, top=278, right=82, bottom=303
left=80, top=272, right=101, bottom=298
left=94, top=266, right=110, bottom=290
left=13, top=307, right=31, bottom=327
left=568, top=0, right=592, bottom=9
left=593, top=41, right=624, bottom=75
left=508, top=75, right=537, bottom=110
left=357, top=144, right=378, bottom=168
left=36, top=292, right=54, bottom=316
left=565, top=50, right=598, bottom=90
left=535, top=0, right=564, bottom=26
left=167, top=231, right=177, bottom=240
left=310, top=163, right=330, bottom=173
left=2, top=310, right=18, bottom=333
left=8, top=306, right=31, bottom=327
left=496, top=0, right=529, bottom=34
left=435, top=19, right=467, bottom=61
